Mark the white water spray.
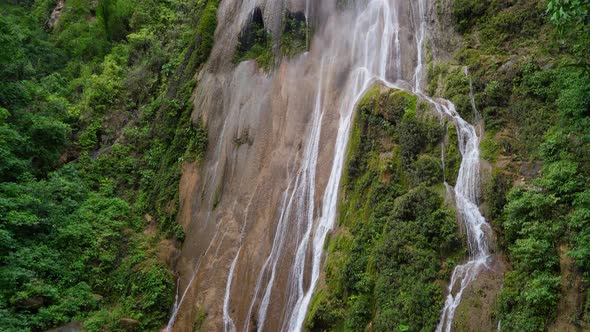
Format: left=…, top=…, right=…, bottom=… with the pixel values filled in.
left=255, top=57, right=327, bottom=331
left=281, top=2, right=403, bottom=331
left=413, top=0, right=427, bottom=92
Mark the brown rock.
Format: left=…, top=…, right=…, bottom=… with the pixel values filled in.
left=158, top=239, right=180, bottom=269
left=452, top=255, right=507, bottom=331
left=45, top=321, right=84, bottom=332
left=47, top=0, right=65, bottom=29
left=119, top=318, right=140, bottom=331
left=17, top=296, right=44, bottom=310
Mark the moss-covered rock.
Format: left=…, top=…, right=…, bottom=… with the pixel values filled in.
left=305, top=85, right=463, bottom=331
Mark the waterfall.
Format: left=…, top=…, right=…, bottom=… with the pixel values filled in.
left=255, top=57, right=327, bottom=332
left=412, top=4, right=492, bottom=331
left=167, top=0, right=493, bottom=330
left=464, top=66, right=481, bottom=121
left=429, top=59, right=491, bottom=332
left=434, top=99, right=491, bottom=332
left=223, top=248, right=240, bottom=332
left=413, top=0, right=427, bottom=92
left=284, top=3, right=398, bottom=330
left=433, top=58, right=491, bottom=332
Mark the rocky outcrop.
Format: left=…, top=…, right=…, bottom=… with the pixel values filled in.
left=45, top=322, right=84, bottom=332
left=48, top=0, right=65, bottom=29
left=119, top=318, right=140, bottom=331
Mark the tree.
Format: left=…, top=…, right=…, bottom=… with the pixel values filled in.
left=547, top=0, right=590, bottom=26
left=547, top=0, right=590, bottom=69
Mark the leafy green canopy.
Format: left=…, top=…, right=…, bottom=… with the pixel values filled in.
left=0, top=0, right=217, bottom=330
left=547, top=0, right=590, bottom=67
left=497, top=66, right=590, bottom=331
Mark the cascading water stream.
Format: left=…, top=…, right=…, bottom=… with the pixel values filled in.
left=434, top=102, right=491, bottom=332
left=413, top=0, right=427, bottom=92
left=464, top=66, right=480, bottom=121
left=433, top=69, right=491, bottom=332
left=254, top=57, right=327, bottom=332
left=412, top=4, right=492, bottom=331
left=223, top=248, right=240, bottom=332
left=284, top=3, right=400, bottom=330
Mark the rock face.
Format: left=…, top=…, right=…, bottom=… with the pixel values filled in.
left=451, top=256, right=506, bottom=331
left=549, top=245, right=589, bottom=332
left=48, top=0, right=65, bottom=29
left=119, top=318, right=140, bottom=331
left=45, top=322, right=84, bottom=332
left=167, top=0, right=443, bottom=331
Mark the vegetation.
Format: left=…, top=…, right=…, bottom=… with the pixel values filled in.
left=0, top=0, right=217, bottom=330
left=435, top=0, right=590, bottom=330
left=496, top=63, right=590, bottom=331
left=305, top=86, right=463, bottom=331
left=234, top=9, right=309, bottom=70
left=281, top=11, right=308, bottom=58
left=234, top=8, right=274, bottom=71
left=547, top=0, right=590, bottom=68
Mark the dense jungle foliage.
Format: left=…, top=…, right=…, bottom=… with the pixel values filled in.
left=0, top=0, right=214, bottom=330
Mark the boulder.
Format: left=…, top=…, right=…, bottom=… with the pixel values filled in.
left=119, top=318, right=141, bottom=331
left=45, top=321, right=84, bottom=332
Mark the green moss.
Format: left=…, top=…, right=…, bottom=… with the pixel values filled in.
left=480, top=130, right=500, bottom=163
left=357, top=84, right=381, bottom=114
left=412, top=154, right=444, bottom=187
left=483, top=169, right=511, bottom=221
left=440, top=66, right=472, bottom=122
left=184, top=119, right=209, bottom=162
left=306, top=87, right=463, bottom=331
left=193, top=308, right=207, bottom=332
left=234, top=9, right=274, bottom=71
left=212, top=184, right=222, bottom=210
left=399, top=92, right=418, bottom=120
left=452, top=0, right=490, bottom=33
left=444, top=122, right=461, bottom=185
left=281, top=12, right=308, bottom=58
left=192, top=0, right=220, bottom=68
